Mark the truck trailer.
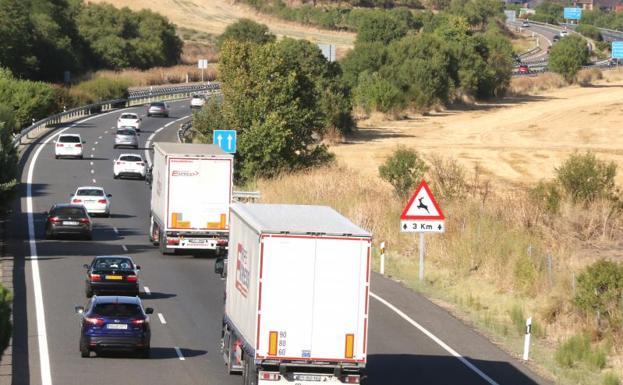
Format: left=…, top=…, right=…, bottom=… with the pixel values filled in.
left=216, top=203, right=371, bottom=384
left=149, top=142, right=233, bottom=254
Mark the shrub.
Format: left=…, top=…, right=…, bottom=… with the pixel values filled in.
left=530, top=180, right=561, bottom=214
left=378, top=146, right=428, bottom=198
left=548, top=34, right=590, bottom=83
left=0, top=108, right=18, bottom=204
left=603, top=372, right=621, bottom=385
left=576, top=68, right=603, bottom=87
left=354, top=72, right=405, bottom=113
left=576, top=24, right=603, bottom=41
left=192, top=98, right=228, bottom=140
left=0, top=285, right=11, bottom=359
left=555, top=152, right=617, bottom=204
left=69, top=77, right=130, bottom=105
left=574, top=259, right=623, bottom=330
left=428, top=155, right=468, bottom=201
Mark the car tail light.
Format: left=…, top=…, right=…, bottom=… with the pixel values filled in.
left=166, top=238, right=179, bottom=245
left=131, top=318, right=145, bottom=325
left=138, top=162, right=144, bottom=166
left=79, top=218, right=90, bottom=224
left=56, top=143, right=64, bottom=147
left=84, top=317, right=104, bottom=326
left=217, top=239, right=228, bottom=247
left=343, top=375, right=360, bottom=384
left=72, top=198, right=82, bottom=203
left=116, top=161, right=124, bottom=165
left=97, top=199, right=107, bottom=204
left=48, top=216, right=60, bottom=223
left=259, top=372, right=280, bottom=381
left=126, top=275, right=138, bottom=282
left=90, top=273, right=101, bottom=281
left=75, top=144, right=82, bottom=148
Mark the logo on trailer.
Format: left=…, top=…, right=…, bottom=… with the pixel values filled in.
left=235, top=243, right=250, bottom=297
left=171, top=170, right=199, bottom=177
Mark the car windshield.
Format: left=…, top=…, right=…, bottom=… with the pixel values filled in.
left=120, top=114, right=137, bottom=119
left=119, top=155, right=142, bottom=162
left=93, top=257, right=134, bottom=270
left=76, top=189, right=104, bottom=196
left=51, top=207, right=87, bottom=217
left=117, top=129, right=136, bottom=136
left=91, top=303, right=142, bottom=317
left=58, top=136, right=80, bottom=143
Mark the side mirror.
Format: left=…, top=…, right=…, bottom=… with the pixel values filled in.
left=82, top=140, right=86, bottom=144
left=107, top=194, right=112, bottom=198
left=136, top=265, right=141, bottom=270
left=69, top=193, right=73, bottom=197
left=83, top=264, right=89, bottom=269
left=75, top=306, right=84, bottom=314
left=43, top=211, right=48, bottom=215
left=145, top=307, right=154, bottom=315
left=214, top=257, right=226, bottom=277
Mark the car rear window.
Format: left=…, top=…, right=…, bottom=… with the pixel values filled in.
left=117, top=129, right=136, bottom=136
left=119, top=155, right=142, bottom=162
left=76, top=189, right=104, bottom=196
left=120, top=114, right=137, bottom=119
left=93, top=258, right=133, bottom=270
left=150, top=102, right=165, bottom=107
left=92, top=303, right=141, bottom=317
left=58, top=135, right=80, bottom=143
left=51, top=207, right=87, bottom=217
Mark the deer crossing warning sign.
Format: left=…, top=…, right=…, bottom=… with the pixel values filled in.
left=400, top=180, right=445, bottom=233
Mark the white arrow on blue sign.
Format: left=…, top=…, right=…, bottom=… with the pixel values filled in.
left=213, top=130, right=237, bottom=153
left=612, top=41, right=623, bottom=59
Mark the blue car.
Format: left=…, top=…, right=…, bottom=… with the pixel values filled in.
left=75, top=296, right=153, bottom=358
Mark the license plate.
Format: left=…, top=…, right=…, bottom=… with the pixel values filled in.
left=62, top=221, right=79, bottom=225
left=106, top=324, right=128, bottom=330
left=188, top=239, right=207, bottom=244
left=106, top=275, right=122, bottom=280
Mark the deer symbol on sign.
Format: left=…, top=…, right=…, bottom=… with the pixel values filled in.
left=417, top=197, right=429, bottom=213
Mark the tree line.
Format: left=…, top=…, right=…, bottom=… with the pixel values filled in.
left=0, top=0, right=182, bottom=82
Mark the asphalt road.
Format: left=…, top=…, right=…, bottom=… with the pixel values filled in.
left=8, top=99, right=550, bottom=385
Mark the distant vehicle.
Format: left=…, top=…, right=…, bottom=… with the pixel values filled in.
left=117, top=113, right=141, bottom=131
left=113, top=153, right=146, bottom=179
left=518, top=64, right=530, bottom=74
left=553, top=34, right=561, bottom=42
left=146, top=102, right=169, bottom=117
left=522, top=20, right=530, bottom=27
left=145, top=165, right=153, bottom=187
left=55, top=134, right=84, bottom=159
left=70, top=186, right=111, bottom=217
left=75, top=295, right=153, bottom=358
left=560, top=30, right=568, bottom=37
left=84, top=256, right=141, bottom=297
left=190, top=95, right=206, bottom=109
left=44, top=203, right=92, bottom=240
left=114, top=127, right=139, bottom=149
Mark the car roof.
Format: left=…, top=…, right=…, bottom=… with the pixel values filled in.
left=93, top=295, right=141, bottom=305
left=93, top=255, right=134, bottom=261
left=58, top=133, right=81, bottom=137
left=118, top=153, right=142, bottom=158
left=120, top=113, right=138, bottom=116
left=76, top=186, right=104, bottom=191
left=51, top=203, right=86, bottom=209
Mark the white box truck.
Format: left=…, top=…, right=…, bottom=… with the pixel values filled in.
left=215, top=203, right=371, bottom=384
left=149, top=142, right=233, bottom=254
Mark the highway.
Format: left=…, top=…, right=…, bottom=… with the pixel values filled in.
left=7, top=99, right=550, bottom=385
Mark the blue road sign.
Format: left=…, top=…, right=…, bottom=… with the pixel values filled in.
left=612, top=41, right=623, bottom=59
left=213, top=130, right=237, bottom=153
left=563, top=7, right=582, bottom=20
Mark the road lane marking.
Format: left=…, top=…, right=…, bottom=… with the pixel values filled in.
left=90, top=154, right=94, bottom=158
left=90, top=169, right=94, bottom=174
left=98, top=136, right=102, bottom=139
left=104, top=131, right=108, bottom=134
left=145, top=115, right=191, bottom=166
left=158, top=313, right=167, bottom=324
left=143, top=286, right=151, bottom=295
left=174, top=347, right=185, bottom=361
left=91, top=147, right=95, bottom=151
left=370, top=292, right=500, bottom=385
left=113, top=227, right=119, bottom=234
left=26, top=110, right=120, bottom=385
left=92, top=179, right=96, bottom=184
left=94, top=141, right=98, bottom=145
left=90, top=161, right=93, bottom=166
left=121, top=244, right=128, bottom=251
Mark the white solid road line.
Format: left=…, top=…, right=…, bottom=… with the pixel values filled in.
left=27, top=110, right=120, bottom=385
left=370, top=292, right=500, bottom=385
left=174, top=347, right=185, bottom=361
left=121, top=244, right=128, bottom=251
left=158, top=313, right=167, bottom=324
left=143, top=286, right=151, bottom=295
left=144, top=115, right=191, bottom=166
left=113, top=227, right=119, bottom=234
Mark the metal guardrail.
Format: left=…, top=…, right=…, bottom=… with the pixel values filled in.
left=233, top=191, right=261, bottom=202
left=177, top=121, right=193, bottom=143
left=12, top=83, right=222, bottom=148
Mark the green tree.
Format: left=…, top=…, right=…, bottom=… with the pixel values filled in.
left=340, top=41, right=387, bottom=89
left=574, top=260, right=623, bottom=329
left=549, top=35, right=589, bottom=83
left=379, top=146, right=429, bottom=198
left=354, top=71, right=404, bottom=113
left=0, top=0, right=38, bottom=78
left=355, top=10, right=408, bottom=45
left=555, top=152, right=617, bottom=204
left=0, top=105, right=18, bottom=204
left=192, top=98, right=228, bottom=140
left=217, top=18, right=276, bottom=48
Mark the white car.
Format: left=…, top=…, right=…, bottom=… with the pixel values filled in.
left=70, top=187, right=111, bottom=217
left=117, top=113, right=141, bottom=131
left=55, top=134, right=84, bottom=159
left=113, top=154, right=147, bottom=179
left=190, top=95, right=206, bottom=109
left=560, top=30, right=568, bottom=37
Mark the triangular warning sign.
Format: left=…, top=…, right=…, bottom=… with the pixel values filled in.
left=400, top=180, right=445, bottom=220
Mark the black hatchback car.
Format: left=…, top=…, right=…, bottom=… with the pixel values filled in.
left=45, top=204, right=92, bottom=240
left=76, top=295, right=153, bottom=358
left=84, top=256, right=141, bottom=297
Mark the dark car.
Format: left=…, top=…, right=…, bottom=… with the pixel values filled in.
left=84, top=256, right=141, bottom=297
left=146, top=102, right=170, bottom=117
left=45, top=204, right=92, bottom=240
left=75, top=295, right=153, bottom=358
left=553, top=34, right=560, bottom=42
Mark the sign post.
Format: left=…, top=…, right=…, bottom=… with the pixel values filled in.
left=198, top=59, right=209, bottom=82
left=400, top=180, right=445, bottom=281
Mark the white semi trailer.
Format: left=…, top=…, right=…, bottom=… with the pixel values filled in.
left=149, top=142, right=233, bottom=254
left=216, top=203, right=371, bottom=385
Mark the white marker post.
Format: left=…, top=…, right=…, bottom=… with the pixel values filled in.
left=523, top=317, right=532, bottom=361
left=380, top=241, right=386, bottom=275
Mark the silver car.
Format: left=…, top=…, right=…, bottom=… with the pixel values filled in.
left=114, top=127, right=139, bottom=149
left=146, top=102, right=170, bottom=117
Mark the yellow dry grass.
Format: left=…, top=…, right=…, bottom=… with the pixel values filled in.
left=95, top=64, right=218, bottom=87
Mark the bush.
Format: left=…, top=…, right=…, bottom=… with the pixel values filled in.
left=0, top=285, right=11, bottom=360
left=576, top=24, right=603, bottom=41
left=354, top=72, right=405, bottom=113
left=0, top=107, right=18, bottom=204
left=574, top=259, right=623, bottom=330
left=69, top=77, right=130, bottom=105
left=576, top=68, right=603, bottom=87
left=548, top=35, right=590, bottom=83
left=603, top=372, right=621, bottom=385
left=555, top=152, right=617, bottom=204
left=192, top=98, right=228, bottom=140
left=530, top=180, right=561, bottom=214
left=427, top=155, right=468, bottom=201
left=555, top=332, right=608, bottom=369
left=378, top=146, right=428, bottom=198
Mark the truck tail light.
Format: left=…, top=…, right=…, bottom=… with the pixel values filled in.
left=268, top=331, right=278, bottom=356
left=259, top=371, right=280, bottom=381
left=166, top=238, right=179, bottom=245
left=343, top=374, right=360, bottom=383
left=345, top=334, right=354, bottom=359
left=217, top=239, right=228, bottom=247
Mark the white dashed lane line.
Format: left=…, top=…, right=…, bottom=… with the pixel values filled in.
left=121, top=245, right=128, bottom=252
left=98, top=136, right=102, bottom=139
left=94, top=141, right=98, bottom=145
left=90, top=161, right=93, bottom=166
left=143, top=286, right=151, bottom=295
left=174, top=347, right=185, bottom=361
left=90, top=170, right=94, bottom=174
left=91, top=147, right=95, bottom=151
left=92, top=179, right=96, bottom=184
left=113, top=227, right=119, bottom=234
left=158, top=313, right=167, bottom=324
left=90, top=154, right=94, bottom=158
